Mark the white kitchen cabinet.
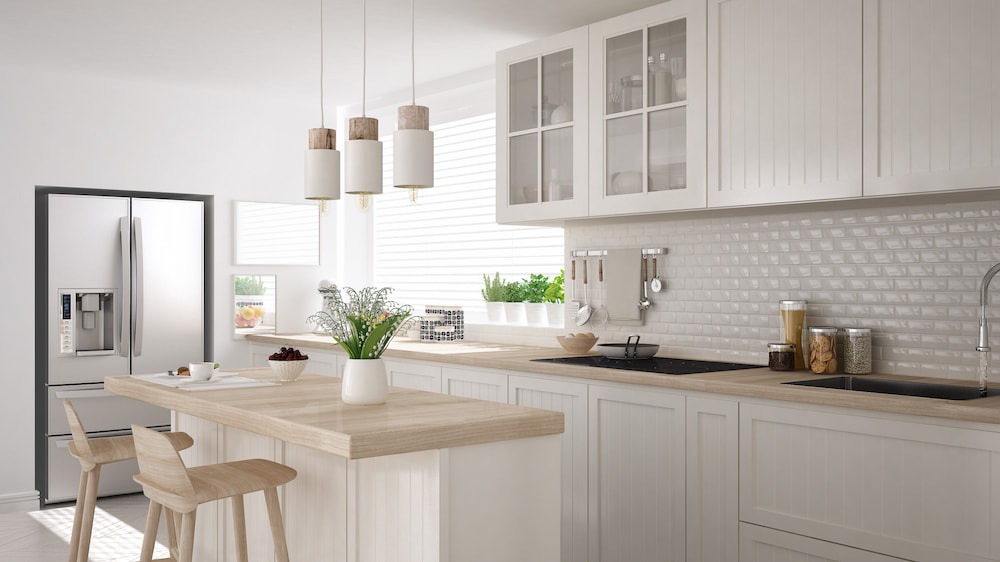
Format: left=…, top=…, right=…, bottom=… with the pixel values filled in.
left=686, top=396, right=739, bottom=562
left=441, top=366, right=508, bottom=403
left=862, top=0, right=1000, bottom=196
left=384, top=359, right=442, bottom=392
left=248, top=342, right=343, bottom=378
left=588, top=384, right=686, bottom=562
left=509, top=375, right=588, bottom=562
left=707, top=0, right=863, bottom=207
left=588, top=0, right=707, bottom=217
left=740, top=402, right=1000, bottom=562
left=496, top=26, right=590, bottom=223
left=740, top=523, right=908, bottom=562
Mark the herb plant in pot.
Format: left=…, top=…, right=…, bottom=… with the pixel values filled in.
left=503, top=280, right=527, bottom=324
left=481, top=273, right=507, bottom=323
left=544, top=269, right=565, bottom=326
left=523, top=273, right=550, bottom=326
left=307, top=287, right=414, bottom=405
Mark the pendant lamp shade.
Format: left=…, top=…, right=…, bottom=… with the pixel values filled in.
left=393, top=105, right=433, bottom=189
left=345, top=116, right=383, bottom=195
left=305, top=127, right=340, bottom=200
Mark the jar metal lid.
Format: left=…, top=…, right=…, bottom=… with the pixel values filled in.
left=807, top=326, right=838, bottom=334
left=767, top=342, right=796, bottom=351
left=842, top=327, right=871, bottom=334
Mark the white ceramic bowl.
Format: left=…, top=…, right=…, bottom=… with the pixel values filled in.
left=269, top=359, right=307, bottom=382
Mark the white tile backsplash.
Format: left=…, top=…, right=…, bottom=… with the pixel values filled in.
left=565, top=198, right=1000, bottom=381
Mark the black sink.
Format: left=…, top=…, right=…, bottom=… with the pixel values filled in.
left=531, top=356, right=760, bottom=375
left=784, top=376, right=1000, bottom=400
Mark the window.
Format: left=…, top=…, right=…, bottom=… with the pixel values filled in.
left=373, top=113, right=564, bottom=319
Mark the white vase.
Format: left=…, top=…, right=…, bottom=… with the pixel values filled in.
left=504, top=302, right=526, bottom=324
left=485, top=301, right=505, bottom=322
left=341, top=358, right=388, bottom=405
left=525, top=302, right=547, bottom=326
left=545, top=302, right=565, bottom=326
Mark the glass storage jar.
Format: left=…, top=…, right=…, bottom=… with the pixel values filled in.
left=767, top=343, right=796, bottom=371
left=842, top=327, right=872, bottom=375
left=806, top=326, right=839, bottom=374
left=778, top=300, right=807, bottom=370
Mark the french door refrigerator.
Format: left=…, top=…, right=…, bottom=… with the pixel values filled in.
left=36, top=188, right=211, bottom=504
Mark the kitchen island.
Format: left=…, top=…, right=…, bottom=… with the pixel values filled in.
left=105, top=370, right=564, bottom=562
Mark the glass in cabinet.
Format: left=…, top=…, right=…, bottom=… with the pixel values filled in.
left=497, top=27, right=589, bottom=223
left=590, top=0, right=705, bottom=216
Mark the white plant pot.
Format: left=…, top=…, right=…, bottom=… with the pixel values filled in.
left=525, top=302, right=547, bottom=326
left=485, top=301, right=505, bottom=323
left=545, top=302, right=565, bottom=326
left=504, top=302, right=526, bottom=324
left=341, top=358, right=388, bottom=405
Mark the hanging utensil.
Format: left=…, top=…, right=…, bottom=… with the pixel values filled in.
left=638, top=255, right=651, bottom=311
left=592, top=258, right=609, bottom=326
left=576, top=258, right=593, bottom=326
left=650, top=256, right=663, bottom=292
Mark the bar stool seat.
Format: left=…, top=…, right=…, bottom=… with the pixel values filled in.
left=62, top=399, right=194, bottom=562
left=131, top=424, right=297, bottom=562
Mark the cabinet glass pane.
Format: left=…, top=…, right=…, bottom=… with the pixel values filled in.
left=605, top=30, right=643, bottom=115
left=509, top=59, right=538, bottom=133
left=649, top=107, right=686, bottom=192
left=509, top=133, right=538, bottom=205
left=647, top=19, right=687, bottom=106
left=542, top=128, right=573, bottom=202
left=542, top=49, right=574, bottom=127
left=606, top=114, right=644, bottom=196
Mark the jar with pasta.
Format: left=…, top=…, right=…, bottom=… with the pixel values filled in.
left=806, top=326, right=839, bottom=374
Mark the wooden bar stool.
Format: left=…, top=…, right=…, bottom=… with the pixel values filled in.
left=62, top=399, right=194, bottom=562
left=130, top=424, right=297, bottom=562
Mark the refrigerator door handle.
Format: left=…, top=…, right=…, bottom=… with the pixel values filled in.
left=119, top=217, right=131, bottom=358
left=54, top=388, right=112, bottom=399
left=133, top=217, right=144, bottom=357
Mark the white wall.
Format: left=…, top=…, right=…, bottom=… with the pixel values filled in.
left=0, top=63, right=350, bottom=507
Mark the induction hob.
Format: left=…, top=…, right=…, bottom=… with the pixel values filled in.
left=531, top=355, right=760, bottom=375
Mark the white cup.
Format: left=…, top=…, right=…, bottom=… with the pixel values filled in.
left=188, top=362, right=214, bottom=381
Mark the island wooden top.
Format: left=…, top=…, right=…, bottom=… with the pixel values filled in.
left=249, top=333, right=1000, bottom=427
left=105, top=369, right=564, bottom=460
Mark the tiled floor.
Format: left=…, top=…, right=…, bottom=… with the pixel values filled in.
left=0, top=494, right=169, bottom=562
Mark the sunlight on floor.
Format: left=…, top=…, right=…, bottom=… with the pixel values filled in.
left=27, top=503, right=169, bottom=561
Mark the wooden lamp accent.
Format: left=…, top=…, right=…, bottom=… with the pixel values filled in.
left=309, top=127, right=336, bottom=150
left=397, top=105, right=428, bottom=131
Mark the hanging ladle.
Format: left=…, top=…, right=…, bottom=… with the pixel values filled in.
left=638, top=255, right=652, bottom=311
left=650, top=256, right=663, bottom=292
left=591, top=258, right=609, bottom=326
left=576, top=258, right=593, bottom=326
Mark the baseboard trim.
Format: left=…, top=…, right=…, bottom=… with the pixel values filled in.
left=0, top=490, right=40, bottom=513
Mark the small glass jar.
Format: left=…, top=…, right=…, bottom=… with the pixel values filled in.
left=767, top=343, right=796, bottom=371
left=843, top=328, right=872, bottom=375
left=806, top=326, right=839, bottom=374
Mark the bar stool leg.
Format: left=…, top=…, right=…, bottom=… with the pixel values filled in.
left=75, top=465, right=101, bottom=562
left=165, top=507, right=180, bottom=561
left=139, top=499, right=162, bottom=562
left=232, top=495, right=249, bottom=562
left=67, top=469, right=89, bottom=562
left=179, top=510, right=197, bottom=562
left=264, top=486, right=290, bottom=562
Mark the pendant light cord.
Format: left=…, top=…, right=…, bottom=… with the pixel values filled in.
left=411, top=0, right=415, bottom=106
left=362, top=0, right=367, bottom=117
left=319, top=0, right=325, bottom=127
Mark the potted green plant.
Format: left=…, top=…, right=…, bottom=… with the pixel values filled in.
left=503, top=280, right=527, bottom=324
left=481, top=272, right=507, bottom=322
left=307, top=287, right=415, bottom=405
left=544, top=269, right=565, bottom=326
left=234, top=275, right=266, bottom=329
left=522, top=273, right=550, bottom=325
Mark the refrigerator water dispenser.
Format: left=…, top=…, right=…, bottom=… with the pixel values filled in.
left=58, top=289, right=117, bottom=356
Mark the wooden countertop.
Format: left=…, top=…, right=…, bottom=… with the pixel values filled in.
left=105, top=369, right=564, bottom=460
left=249, top=333, right=1000, bottom=426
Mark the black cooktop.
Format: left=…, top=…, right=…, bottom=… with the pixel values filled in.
left=531, top=355, right=761, bottom=375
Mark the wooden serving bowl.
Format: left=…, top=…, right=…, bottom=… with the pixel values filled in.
left=556, top=334, right=599, bottom=354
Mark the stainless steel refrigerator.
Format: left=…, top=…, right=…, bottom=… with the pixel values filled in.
left=35, top=188, right=211, bottom=504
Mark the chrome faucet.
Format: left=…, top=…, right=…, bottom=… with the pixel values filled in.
left=978, top=262, right=1000, bottom=353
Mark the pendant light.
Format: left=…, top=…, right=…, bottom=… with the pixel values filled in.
left=345, top=0, right=382, bottom=210
left=304, top=0, right=340, bottom=207
left=393, top=0, right=434, bottom=203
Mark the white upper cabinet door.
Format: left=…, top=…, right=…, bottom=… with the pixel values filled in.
left=589, top=0, right=708, bottom=216
left=497, top=26, right=590, bottom=224
left=708, top=0, right=863, bottom=207
left=863, top=0, right=1000, bottom=196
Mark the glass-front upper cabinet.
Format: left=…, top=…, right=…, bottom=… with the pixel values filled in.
left=589, top=0, right=706, bottom=216
left=497, top=26, right=589, bottom=224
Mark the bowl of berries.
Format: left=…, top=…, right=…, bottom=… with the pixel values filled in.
left=268, top=347, right=309, bottom=382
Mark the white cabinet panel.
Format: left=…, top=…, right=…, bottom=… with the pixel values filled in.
left=686, top=396, right=739, bottom=562
left=863, top=0, right=1000, bottom=196
left=741, top=523, right=909, bottom=562
left=588, top=385, right=686, bottom=562
left=441, top=367, right=508, bottom=403
left=385, top=360, right=442, bottom=393
left=708, top=0, right=862, bottom=206
left=740, top=402, right=1000, bottom=562
left=509, top=375, right=588, bottom=562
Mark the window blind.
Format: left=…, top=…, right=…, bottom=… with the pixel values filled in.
left=373, top=113, right=565, bottom=319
